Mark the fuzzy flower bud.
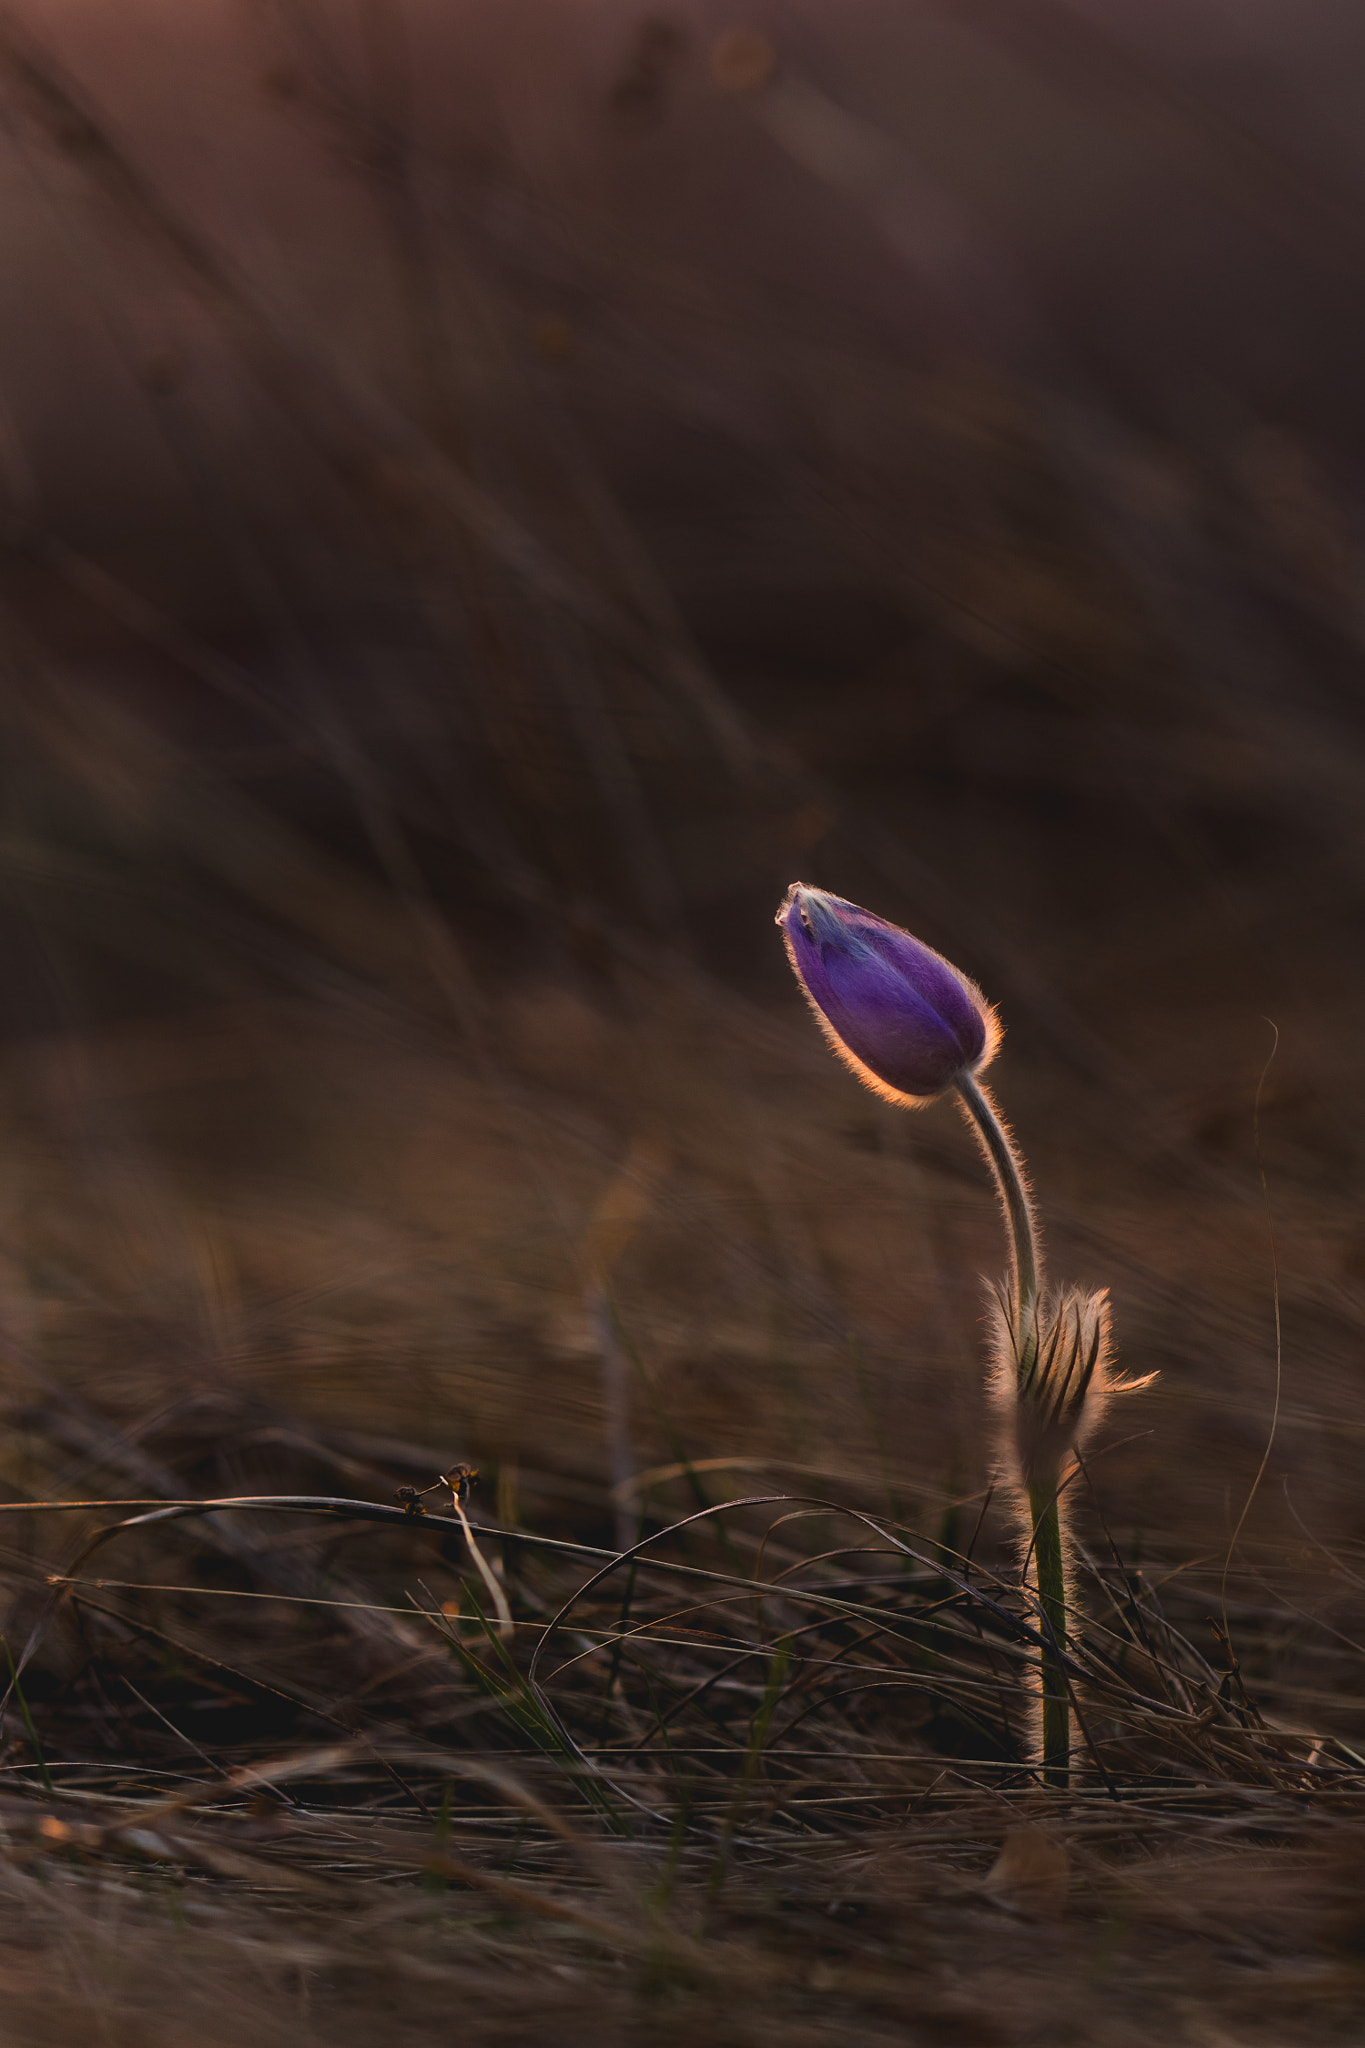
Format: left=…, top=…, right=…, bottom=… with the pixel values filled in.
left=989, top=1283, right=1153, bottom=1490
left=776, top=883, right=999, bottom=1106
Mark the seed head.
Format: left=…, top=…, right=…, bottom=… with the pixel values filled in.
left=777, top=883, right=999, bottom=1106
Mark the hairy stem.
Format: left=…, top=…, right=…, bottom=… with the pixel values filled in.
left=954, top=1073, right=1040, bottom=1314
left=957, top=1074, right=1069, bottom=1783
left=1027, top=1478, right=1070, bottom=1787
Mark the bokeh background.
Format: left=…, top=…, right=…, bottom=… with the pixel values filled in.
left=0, top=0, right=1362, bottom=1634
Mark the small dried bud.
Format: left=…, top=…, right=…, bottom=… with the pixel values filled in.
left=776, top=883, right=999, bottom=1106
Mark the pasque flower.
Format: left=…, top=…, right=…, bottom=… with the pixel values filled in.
left=775, top=884, right=999, bottom=1106
left=778, top=881, right=1150, bottom=1787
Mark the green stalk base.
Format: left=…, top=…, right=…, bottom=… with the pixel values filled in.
left=1027, top=1480, right=1070, bottom=1789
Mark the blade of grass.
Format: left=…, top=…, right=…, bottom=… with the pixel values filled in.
left=2, top=1635, right=53, bottom=1792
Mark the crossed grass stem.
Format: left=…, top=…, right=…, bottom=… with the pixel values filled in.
left=2, top=1478, right=1083, bottom=1812
left=0, top=1439, right=1345, bottom=1882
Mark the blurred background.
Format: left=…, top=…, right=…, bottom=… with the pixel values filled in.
left=0, top=0, right=1361, bottom=1603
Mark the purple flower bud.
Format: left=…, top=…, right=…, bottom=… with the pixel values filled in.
left=776, top=883, right=999, bottom=1105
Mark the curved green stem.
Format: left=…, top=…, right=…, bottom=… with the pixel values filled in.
left=954, top=1073, right=1040, bottom=1313
left=957, top=1074, right=1069, bottom=1786
left=1027, top=1479, right=1070, bottom=1787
